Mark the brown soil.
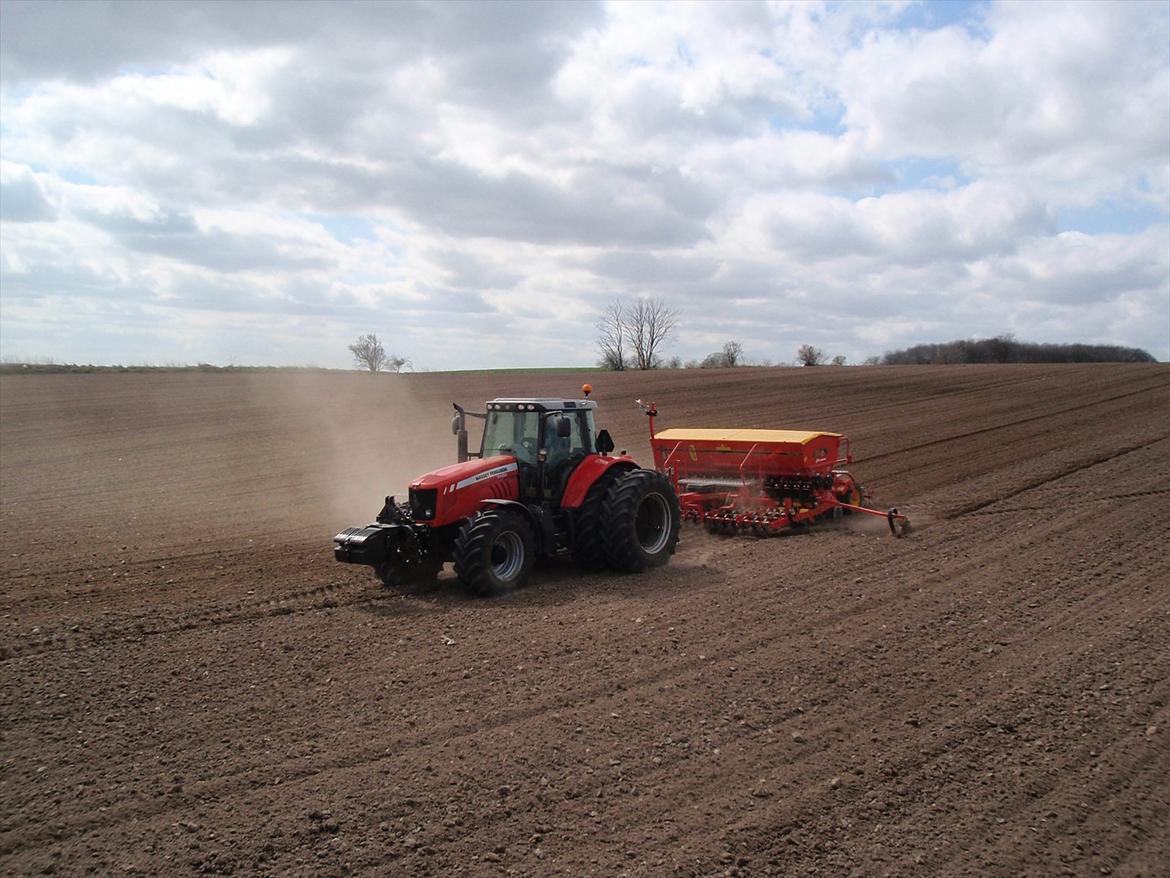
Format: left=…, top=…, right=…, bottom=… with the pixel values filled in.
left=1, top=364, right=1168, bottom=877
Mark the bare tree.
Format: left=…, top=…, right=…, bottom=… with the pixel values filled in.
left=386, top=354, right=412, bottom=373
left=830, top=354, right=847, bottom=366
left=596, top=299, right=627, bottom=371
left=700, top=341, right=744, bottom=368
left=349, top=334, right=387, bottom=372
left=797, top=344, right=826, bottom=367
left=628, top=297, right=678, bottom=370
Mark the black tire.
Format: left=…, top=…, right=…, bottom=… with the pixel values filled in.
left=453, top=510, right=536, bottom=597
left=570, top=467, right=627, bottom=570
left=376, top=560, right=405, bottom=588
left=599, top=469, right=681, bottom=573
left=376, top=556, right=442, bottom=588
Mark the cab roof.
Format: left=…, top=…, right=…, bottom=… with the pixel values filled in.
left=485, top=398, right=598, bottom=412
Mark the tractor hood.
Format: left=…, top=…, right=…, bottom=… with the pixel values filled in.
left=409, top=455, right=521, bottom=527
left=411, top=455, right=517, bottom=491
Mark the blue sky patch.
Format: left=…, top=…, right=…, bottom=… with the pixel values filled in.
left=894, top=0, right=990, bottom=35
left=58, top=167, right=100, bottom=186
left=1056, top=202, right=1168, bottom=236
left=885, top=156, right=969, bottom=192
left=306, top=214, right=378, bottom=245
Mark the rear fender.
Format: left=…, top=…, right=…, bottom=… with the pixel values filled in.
left=560, top=455, right=638, bottom=509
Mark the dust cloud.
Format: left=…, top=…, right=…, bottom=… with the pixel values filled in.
left=0, top=371, right=482, bottom=569
left=238, top=371, right=477, bottom=530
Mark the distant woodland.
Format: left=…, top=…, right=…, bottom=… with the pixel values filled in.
left=879, top=337, right=1156, bottom=365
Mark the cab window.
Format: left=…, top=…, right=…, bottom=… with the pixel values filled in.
left=482, top=412, right=541, bottom=463
left=545, top=411, right=595, bottom=470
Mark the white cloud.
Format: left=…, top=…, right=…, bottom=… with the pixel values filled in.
left=838, top=0, right=1170, bottom=205
left=1, top=0, right=1167, bottom=368
left=0, top=161, right=57, bottom=222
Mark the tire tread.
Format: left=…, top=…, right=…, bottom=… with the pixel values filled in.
left=453, top=510, right=533, bottom=596
left=570, top=467, right=626, bottom=570
left=599, top=469, right=681, bottom=572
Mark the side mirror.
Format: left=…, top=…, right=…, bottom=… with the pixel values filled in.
left=451, top=415, right=461, bottom=435
left=596, top=430, right=615, bottom=454
left=556, top=416, right=572, bottom=438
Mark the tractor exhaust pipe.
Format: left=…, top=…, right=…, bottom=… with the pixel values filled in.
left=452, top=404, right=468, bottom=462
left=452, top=403, right=486, bottom=463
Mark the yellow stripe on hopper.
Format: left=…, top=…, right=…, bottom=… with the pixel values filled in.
left=653, top=428, right=840, bottom=444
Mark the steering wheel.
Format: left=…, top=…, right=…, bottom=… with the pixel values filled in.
left=520, top=437, right=536, bottom=456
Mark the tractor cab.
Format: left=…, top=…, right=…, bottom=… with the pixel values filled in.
left=472, top=398, right=604, bottom=501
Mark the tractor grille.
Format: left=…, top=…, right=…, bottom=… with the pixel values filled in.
left=409, top=488, right=437, bottom=521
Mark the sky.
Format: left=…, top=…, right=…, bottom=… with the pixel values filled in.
left=1, top=0, right=1167, bottom=369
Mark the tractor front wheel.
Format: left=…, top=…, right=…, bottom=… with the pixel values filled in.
left=377, top=556, right=443, bottom=588
left=599, top=470, right=681, bottom=572
left=376, top=560, right=406, bottom=588
left=453, top=509, right=536, bottom=597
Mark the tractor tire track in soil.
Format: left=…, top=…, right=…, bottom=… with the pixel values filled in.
left=1, top=363, right=1167, bottom=876
left=855, top=378, right=1170, bottom=466
left=945, top=437, right=1167, bottom=518
left=0, top=577, right=377, bottom=662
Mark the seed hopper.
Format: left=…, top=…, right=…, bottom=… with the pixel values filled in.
left=640, top=401, right=909, bottom=537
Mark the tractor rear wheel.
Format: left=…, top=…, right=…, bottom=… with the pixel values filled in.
left=599, top=469, right=681, bottom=572
left=570, top=467, right=626, bottom=570
left=453, top=509, right=535, bottom=597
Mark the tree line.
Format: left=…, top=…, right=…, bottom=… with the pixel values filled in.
left=878, top=336, right=1155, bottom=365
left=345, top=322, right=1155, bottom=374
left=596, top=299, right=848, bottom=369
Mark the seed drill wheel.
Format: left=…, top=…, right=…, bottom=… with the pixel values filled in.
left=599, top=469, right=681, bottom=572
left=836, top=478, right=863, bottom=513
left=886, top=508, right=911, bottom=538
left=453, top=509, right=536, bottom=596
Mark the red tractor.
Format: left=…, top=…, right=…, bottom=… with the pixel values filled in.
left=333, top=386, right=680, bottom=595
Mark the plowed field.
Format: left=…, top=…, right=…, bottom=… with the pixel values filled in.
left=2, top=364, right=1168, bottom=877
